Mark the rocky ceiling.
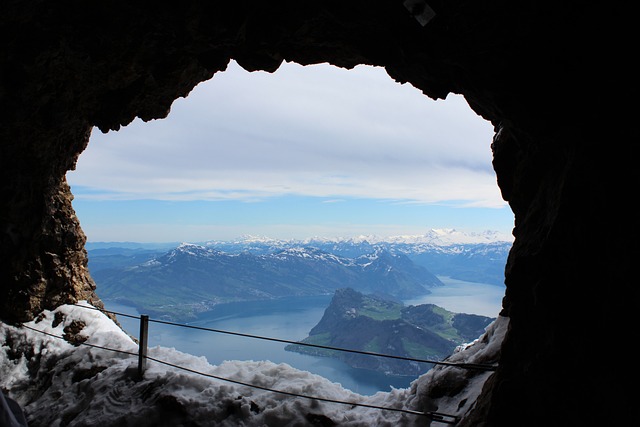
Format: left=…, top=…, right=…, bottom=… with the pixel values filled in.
left=0, top=1, right=634, bottom=426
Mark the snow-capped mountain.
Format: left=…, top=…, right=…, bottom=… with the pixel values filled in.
left=195, top=230, right=512, bottom=286
left=93, top=244, right=442, bottom=320
left=87, top=229, right=512, bottom=319
left=202, top=228, right=512, bottom=254
left=309, top=228, right=513, bottom=246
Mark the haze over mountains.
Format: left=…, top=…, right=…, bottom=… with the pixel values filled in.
left=93, top=244, right=442, bottom=319
left=89, top=229, right=512, bottom=320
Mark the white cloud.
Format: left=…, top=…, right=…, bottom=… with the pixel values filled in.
left=68, top=61, right=501, bottom=207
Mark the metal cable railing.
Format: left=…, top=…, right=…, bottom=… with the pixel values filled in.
left=19, top=321, right=461, bottom=425
left=77, top=304, right=497, bottom=372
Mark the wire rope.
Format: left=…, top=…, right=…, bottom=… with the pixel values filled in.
left=73, top=303, right=497, bottom=371
left=18, top=323, right=459, bottom=424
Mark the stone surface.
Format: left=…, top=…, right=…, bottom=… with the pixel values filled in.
left=0, top=1, right=634, bottom=426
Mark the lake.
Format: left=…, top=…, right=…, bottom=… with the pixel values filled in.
left=103, top=276, right=504, bottom=395
left=404, top=276, right=504, bottom=317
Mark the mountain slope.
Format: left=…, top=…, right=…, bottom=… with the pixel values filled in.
left=93, top=243, right=442, bottom=319
left=285, top=288, right=495, bottom=375
left=200, top=231, right=512, bottom=285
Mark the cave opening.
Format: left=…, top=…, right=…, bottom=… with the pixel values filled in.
left=65, top=59, right=513, bottom=394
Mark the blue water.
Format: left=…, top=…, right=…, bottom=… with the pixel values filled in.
left=404, top=276, right=504, bottom=317
left=105, top=296, right=416, bottom=395
left=103, top=277, right=504, bottom=395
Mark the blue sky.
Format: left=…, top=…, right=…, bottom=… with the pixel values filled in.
left=67, top=61, right=514, bottom=243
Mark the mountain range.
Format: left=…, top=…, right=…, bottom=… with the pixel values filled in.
left=89, top=230, right=512, bottom=319
left=93, top=243, right=443, bottom=319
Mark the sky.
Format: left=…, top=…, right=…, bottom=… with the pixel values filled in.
left=67, top=60, right=514, bottom=243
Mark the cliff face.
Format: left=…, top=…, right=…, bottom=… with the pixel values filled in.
left=0, top=1, right=634, bottom=426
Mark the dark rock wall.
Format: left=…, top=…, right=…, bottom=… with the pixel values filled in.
left=0, top=1, right=634, bottom=425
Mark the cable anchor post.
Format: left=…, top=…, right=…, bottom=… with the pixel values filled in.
left=137, top=314, right=149, bottom=379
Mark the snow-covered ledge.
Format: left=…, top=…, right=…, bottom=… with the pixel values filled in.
left=1, top=302, right=507, bottom=426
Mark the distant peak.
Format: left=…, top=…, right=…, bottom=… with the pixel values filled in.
left=379, top=229, right=513, bottom=245
left=177, top=242, right=200, bottom=248
left=201, top=228, right=513, bottom=247
left=237, top=234, right=278, bottom=243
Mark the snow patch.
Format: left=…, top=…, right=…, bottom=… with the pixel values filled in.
left=1, top=302, right=507, bottom=426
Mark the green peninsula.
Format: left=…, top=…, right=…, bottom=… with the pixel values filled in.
left=285, top=288, right=495, bottom=376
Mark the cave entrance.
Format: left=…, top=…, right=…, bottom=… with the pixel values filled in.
left=65, top=60, right=513, bottom=394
